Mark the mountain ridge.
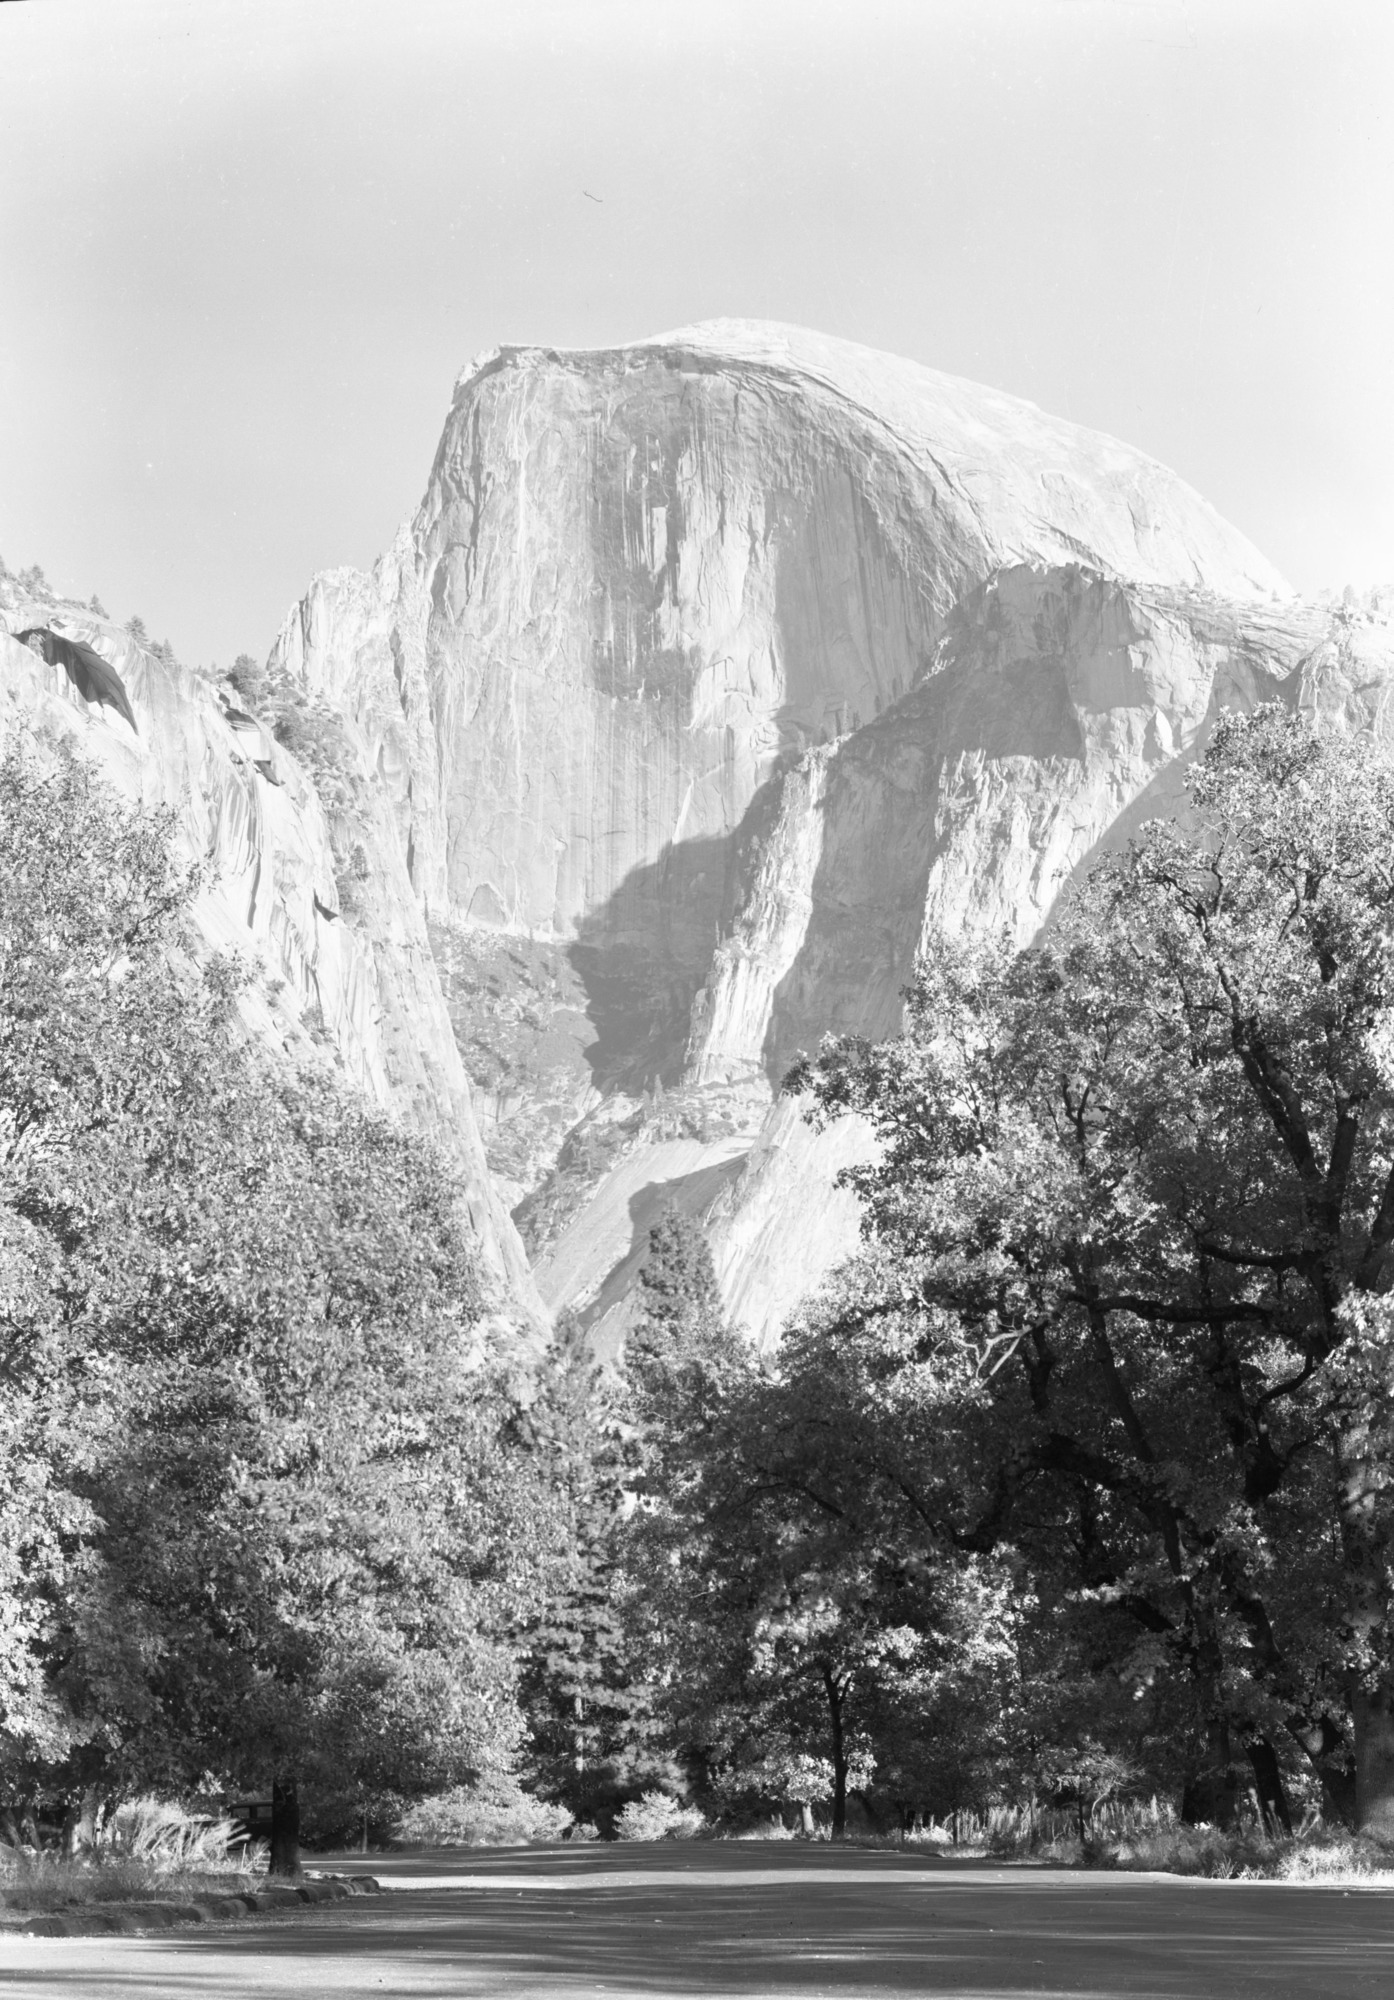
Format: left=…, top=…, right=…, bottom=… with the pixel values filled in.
left=7, top=323, right=1390, bottom=1351
left=264, top=321, right=1358, bottom=1348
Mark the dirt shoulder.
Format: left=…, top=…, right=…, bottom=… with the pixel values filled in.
left=0, top=1871, right=380, bottom=1937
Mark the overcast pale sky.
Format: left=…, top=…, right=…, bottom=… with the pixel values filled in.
left=1, top=0, right=1390, bottom=666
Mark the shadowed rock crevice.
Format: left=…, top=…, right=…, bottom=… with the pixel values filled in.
left=764, top=629, right=1090, bottom=1084
left=564, top=770, right=793, bottom=1097
left=525, top=564, right=1370, bottom=1347
left=760, top=563, right=1336, bottom=1086
left=264, top=323, right=1333, bottom=1344
left=585, top=1157, right=751, bottom=1358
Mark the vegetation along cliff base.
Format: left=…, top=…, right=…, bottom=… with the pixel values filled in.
left=8, top=702, right=1394, bottom=1881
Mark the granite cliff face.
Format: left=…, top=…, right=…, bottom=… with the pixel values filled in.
left=11, top=322, right=1386, bottom=1349
left=0, top=581, right=543, bottom=1337
left=260, top=319, right=1389, bottom=1350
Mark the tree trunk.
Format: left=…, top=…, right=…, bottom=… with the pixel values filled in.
left=1352, top=1683, right=1394, bottom=1844
left=1337, top=1413, right=1394, bottom=1840
left=822, top=1664, right=848, bottom=1842
left=799, top=1801, right=815, bottom=1837
left=1181, top=1718, right=1242, bottom=1828
left=269, top=1777, right=301, bottom=1878
left=1246, top=1739, right=1293, bottom=1836
left=60, top=1791, right=100, bottom=1859
left=1286, top=1713, right=1357, bottom=1828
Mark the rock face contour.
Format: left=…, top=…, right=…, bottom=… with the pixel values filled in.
left=0, top=583, right=543, bottom=1337
left=266, top=320, right=1347, bottom=1347
left=276, top=320, right=1282, bottom=961
left=18, top=322, right=1380, bottom=1351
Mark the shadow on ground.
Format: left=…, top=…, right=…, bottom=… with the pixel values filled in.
left=6, top=1841, right=1394, bottom=2000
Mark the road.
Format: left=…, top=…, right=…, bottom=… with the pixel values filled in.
left=3, top=1842, right=1392, bottom=1998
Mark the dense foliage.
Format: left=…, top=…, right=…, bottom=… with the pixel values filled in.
left=0, top=731, right=554, bottom=1844
left=767, top=706, right=1394, bottom=1838
left=11, top=703, right=1394, bottom=1858
left=572, top=709, right=1394, bottom=1847
left=513, top=1218, right=732, bottom=1833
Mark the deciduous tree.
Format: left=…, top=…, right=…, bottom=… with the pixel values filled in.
left=0, top=732, right=551, bottom=1857
left=788, top=707, right=1394, bottom=1837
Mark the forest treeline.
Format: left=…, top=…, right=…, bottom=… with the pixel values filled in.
left=5, top=706, right=1394, bottom=1860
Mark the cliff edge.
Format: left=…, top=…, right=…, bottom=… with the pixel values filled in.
left=15, top=321, right=1380, bottom=1351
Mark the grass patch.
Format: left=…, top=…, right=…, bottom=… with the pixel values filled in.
left=0, top=1852, right=265, bottom=1915
left=844, top=1801, right=1394, bottom=1883
left=0, top=1797, right=266, bottom=1916
left=718, top=1799, right=1394, bottom=1883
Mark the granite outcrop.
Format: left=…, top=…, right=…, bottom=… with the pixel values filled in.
left=261, top=320, right=1389, bottom=1349
left=11, top=321, right=1389, bottom=1349
left=0, top=581, right=543, bottom=1337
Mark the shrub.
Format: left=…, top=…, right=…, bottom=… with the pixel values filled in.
left=0, top=1798, right=261, bottom=1914
left=1271, top=1833, right=1394, bottom=1883
left=732, top=1817, right=799, bottom=1841
left=906, top=1797, right=1394, bottom=1882
left=393, top=1776, right=572, bottom=1847
left=613, top=1791, right=705, bottom=1841
left=271, top=698, right=358, bottom=807
left=0, top=1850, right=250, bottom=1913
left=104, top=1797, right=244, bottom=1872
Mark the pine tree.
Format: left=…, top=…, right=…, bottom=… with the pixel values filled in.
left=522, top=1218, right=740, bottom=1827
left=630, top=1203, right=731, bottom=1378
left=517, top=1316, right=670, bottom=1825
left=228, top=653, right=267, bottom=706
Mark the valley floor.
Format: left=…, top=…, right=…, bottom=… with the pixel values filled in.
left=2, top=1842, right=1392, bottom=1999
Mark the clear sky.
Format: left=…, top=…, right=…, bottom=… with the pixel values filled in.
left=2, top=0, right=1390, bottom=667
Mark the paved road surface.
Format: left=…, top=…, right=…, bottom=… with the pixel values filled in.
left=3, top=1843, right=1392, bottom=1998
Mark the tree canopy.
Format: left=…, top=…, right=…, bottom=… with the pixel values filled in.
left=12, top=703, right=1394, bottom=1857
left=597, top=709, right=1394, bottom=1844
left=0, top=730, right=555, bottom=1841
left=776, top=706, right=1394, bottom=1837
